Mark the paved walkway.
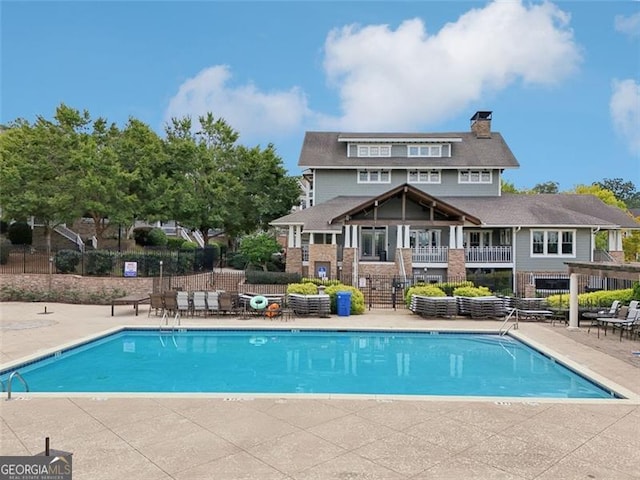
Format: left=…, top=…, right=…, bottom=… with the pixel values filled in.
left=1, top=302, right=639, bottom=480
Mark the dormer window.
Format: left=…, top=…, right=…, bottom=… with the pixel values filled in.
left=357, top=145, right=391, bottom=157
left=408, top=169, right=441, bottom=184
left=408, top=144, right=450, bottom=157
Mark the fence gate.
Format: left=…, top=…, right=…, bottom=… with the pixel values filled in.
left=357, top=274, right=408, bottom=310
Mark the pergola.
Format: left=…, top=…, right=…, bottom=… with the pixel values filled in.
left=565, top=261, right=640, bottom=329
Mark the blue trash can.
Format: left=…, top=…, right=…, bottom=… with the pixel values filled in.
left=336, top=291, right=352, bottom=317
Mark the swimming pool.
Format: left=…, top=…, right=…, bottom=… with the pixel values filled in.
left=0, top=329, right=620, bottom=398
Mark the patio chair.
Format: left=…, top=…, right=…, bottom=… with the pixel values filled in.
left=148, top=293, right=165, bottom=317
left=192, top=291, right=207, bottom=316
left=592, top=307, right=638, bottom=340
left=163, top=291, right=178, bottom=316
left=611, top=308, right=640, bottom=340
left=177, top=291, right=191, bottom=317
left=218, top=292, right=234, bottom=314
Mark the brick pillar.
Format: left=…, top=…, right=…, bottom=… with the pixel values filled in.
left=396, top=248, right=413, bottom=278
left=309, top=244, right=338, bottom=278
left=447, top=249, right=466, bottom=281
left=342, top=248, right=356, bottom=285
left=285, top=247, right=302, bottom=274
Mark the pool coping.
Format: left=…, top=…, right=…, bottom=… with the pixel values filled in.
left=2, top=324, right=639, bottom=404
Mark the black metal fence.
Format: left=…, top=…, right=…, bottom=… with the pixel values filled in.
left=0, top=245, right=218, bottom=277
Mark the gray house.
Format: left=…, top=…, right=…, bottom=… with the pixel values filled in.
left=272, top=111, right=639, bottom=295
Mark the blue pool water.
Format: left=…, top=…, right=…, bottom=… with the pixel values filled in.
left=1, top=329, right=617, bottom=398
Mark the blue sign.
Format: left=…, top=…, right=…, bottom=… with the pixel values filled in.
left=317, top=266, right=327, bottom=278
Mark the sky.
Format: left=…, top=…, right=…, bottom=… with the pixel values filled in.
left=2, top=1, right=639, bottom=191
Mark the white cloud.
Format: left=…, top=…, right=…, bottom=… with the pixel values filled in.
left=321, top=1, right=582, bottom=130
left=164, top=1, right=582, bottom=137
left=164, top=65, right=310, bottom=139
left=614, top=12, right=640, bottom=37
left=610, top=79, right=640, bottom=154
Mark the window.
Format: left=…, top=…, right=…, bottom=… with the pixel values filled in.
left=459, top=170, right=492, bottom=184
left=357, top=145, right=391, bottom=157
left=407, top=169, right=441, bottom=184
left=408, top=144, right=448, bottom=157
left=531, top=230, right=575, bottom=256
left=357, top=169, right=390, bottom=183
left=361, top=227, right=386, bottom=259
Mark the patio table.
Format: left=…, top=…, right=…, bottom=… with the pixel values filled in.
left=111, top=294, right=150, bottom=316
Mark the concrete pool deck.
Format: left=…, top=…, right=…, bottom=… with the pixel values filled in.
left=1, top=301, right=639, bottom=479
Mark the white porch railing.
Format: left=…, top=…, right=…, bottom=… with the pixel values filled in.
left=411, top=246, right=448, bottom=263
left=191, top=230, right=205, bottom=248
left=54, top=225, right=85, bottom=252
left=465, top=246, right=512, bottom=263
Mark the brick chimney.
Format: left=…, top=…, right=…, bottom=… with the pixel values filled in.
left=470, top=111, right=492, bottom=138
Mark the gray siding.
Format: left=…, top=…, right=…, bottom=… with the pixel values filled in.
left=314, top=169, right=500, bottom=203
left=514, top=228, right=592, bottom=272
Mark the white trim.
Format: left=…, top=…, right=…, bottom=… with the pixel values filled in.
left=530, top=229, right=576, bottom=257
left=355, top=144, right=391, bottom=157
left=407, top=169, right=441, bottom=184
left=458, top=169, right=493, bottom=184
left=357, top=169, right=391, bottom=184
left=339, top=136, right=462, bottom=143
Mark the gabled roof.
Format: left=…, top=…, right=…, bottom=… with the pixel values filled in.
left=330, top=183, right=481, bottom=225
left=298, top=131, right=520, bottom=169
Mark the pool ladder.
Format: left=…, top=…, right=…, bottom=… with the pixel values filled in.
left=3, top=371, right=29, bottom=400
left=499, top=308, right=519, bottom=336
left=159, top=312, right=181, bottom=347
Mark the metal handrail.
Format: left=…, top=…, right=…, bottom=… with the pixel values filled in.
left=7, top=371, right=29, bottom=400
left=499, top=308, right=518, bottom=336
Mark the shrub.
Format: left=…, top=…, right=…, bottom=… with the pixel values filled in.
left=133, top=227, right=153, bottom=246
left=227, top=251, right=248, bottom=269
left=86, top=250, right=115, bottom=276
left=147, top=228, right=168, bottom=247
left=453, top=285, right=493, bottom=297
left=7, top=221, right=32, bottom=245
left=54, top=249, right=82, bottom=273
left=287, top=282, right=318, bottom=295
left=632, top=282, right=640, bottom=301
left=434, top=281, right=473, bottom=296
left=324, top=284, right=366, bottom=314
left=246, top=270, right=302, bottom=285
left=180, top=241, right=198, bottom=250
left=166, top=238, right=185, bottom=250
left=546, top=289, right=633, bottom=308
left=405, top=284, right=446, bottom=306
left=301, top=277, right=342, bottom=287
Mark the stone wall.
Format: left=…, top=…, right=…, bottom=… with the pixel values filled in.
left=0, top=273, right=153, bottom=299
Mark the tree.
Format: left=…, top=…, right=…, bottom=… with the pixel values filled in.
left=239, top=232, right=282, bottom=271
left=593, top=178, right=640, bottom=209
left=0, top=105, right=88, bottom=253
left=501, top=179, right=520, bottom=193
left=530, top=181, right=559, bottom=194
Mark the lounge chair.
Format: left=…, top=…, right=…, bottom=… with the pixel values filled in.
left=206, top=291, right=220, bottom=315
left=192, top=291, right=207, bottom=316
left=177, top=291, right=191, bottom=317
left=218, top=292, right=234, bottom=314
left=148, top=293, right=165, bottom=317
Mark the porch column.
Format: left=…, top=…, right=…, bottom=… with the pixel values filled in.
left=288, top=225, right=295, bottom=248
left=331, top=233, right=337, bottom=245
left=456, top=226, right=464, bottom=249
left=351, top=225, right=358, bottom=248
left=396, top=225, right=403, bottom=249
left=449, top=226, right=456, bottom=248
left=294, top=226, right=302, bottom=248
left=309, top=233, right=315, bottom=244
left=608, top=231, right=622, bottom=251
left=404, top=225, right=410, bottom=249
left=344, top=225, right=351, bottom=248
left=568, top=273, right=579, bottom=330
